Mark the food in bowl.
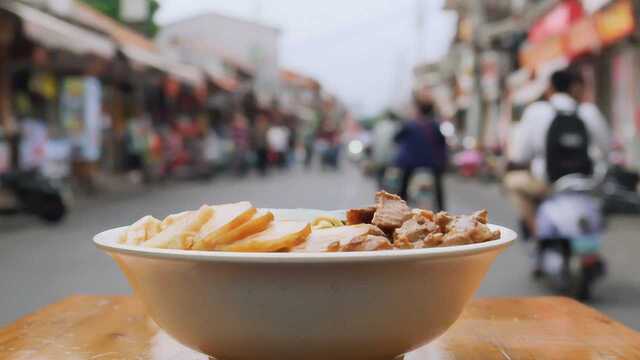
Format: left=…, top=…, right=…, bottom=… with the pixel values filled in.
left=95, top=198, right=515, bottom=360
left=118, top=191, right=500, bottom=252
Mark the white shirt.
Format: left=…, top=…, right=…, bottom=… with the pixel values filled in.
left=371, top=118, right=399, bottom=165
left=267, top=126, right=291, bottom=152
left=510, top=93, right=610, bottom=182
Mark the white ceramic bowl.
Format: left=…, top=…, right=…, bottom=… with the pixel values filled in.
left=94, top=209, right=515, bottom=360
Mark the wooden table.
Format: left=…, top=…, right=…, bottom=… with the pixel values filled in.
left=1, top=296, right=639, bottom=359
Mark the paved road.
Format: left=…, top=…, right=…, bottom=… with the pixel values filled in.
left=1, top=165, right=639, bottom=329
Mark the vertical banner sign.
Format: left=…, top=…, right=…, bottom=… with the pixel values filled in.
left=595, top=0, right=635, bottom=45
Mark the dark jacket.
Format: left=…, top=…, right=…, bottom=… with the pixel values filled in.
left=394, top=117, right=447, bottom=170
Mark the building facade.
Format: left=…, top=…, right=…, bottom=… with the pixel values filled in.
left=156, top=12, right=281, bottom=102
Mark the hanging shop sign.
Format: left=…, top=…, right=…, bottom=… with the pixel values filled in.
left=595, top=0, right=635, bottom=45
left=520, top=35, right=566, bottom=72
left=529, top=0, right=584, bottom=44
left=566, top=16, right=601, bottom=58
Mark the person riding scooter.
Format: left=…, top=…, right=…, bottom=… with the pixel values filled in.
left=505, top=70, right=611, bottom=299
left=505, top=69, right=610, bottom=238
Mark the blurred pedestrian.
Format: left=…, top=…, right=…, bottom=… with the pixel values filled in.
left=124, top=114, right=149, bottom=184
left=230, top=112, right=250, bottom=176
left=318, top=120, right=341, bottom=170
left=394, top=96, right=447, bottom=211
left=303, top=114, right=319, bottom=168
left=267, top=119, right=290, bottom=169
left=253, top=112, right=270, bottom=175
left=202, top=126, right=221, bottom=177
left=505, top=70, right=610, bottom=236
left=285, top=113, right=299, bottom=166
left=371, top=109, right=401, bottom=189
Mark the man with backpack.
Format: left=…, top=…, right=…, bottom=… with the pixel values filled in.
left=505, top=70, right=610, bottom=236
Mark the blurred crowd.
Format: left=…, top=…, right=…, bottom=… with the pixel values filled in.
left=362, top=68, right=640, bottom=217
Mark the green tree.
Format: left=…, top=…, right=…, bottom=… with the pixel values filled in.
left=79, top=0, right=160, bottom=37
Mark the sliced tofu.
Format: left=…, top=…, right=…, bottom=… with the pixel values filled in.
left=120, top=215, right=162, bottom=245
left=218, top=221, right=311, bottom=252
left=192, top=201, right=256, bottom=250
left=143, top=205, right=214, bottom=249
left=194, top=211, right=274, bottom=250
left=292, top=224, right=381, bottom=252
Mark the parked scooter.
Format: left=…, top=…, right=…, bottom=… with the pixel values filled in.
left=533, top=172, right=606, bottom=300
left=0, top=169, right=67, bottom=223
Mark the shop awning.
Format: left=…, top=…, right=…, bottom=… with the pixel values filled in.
left=0, top=2, right=115, bottom=58
left=66, top=2, right=203, bottom=87
left=122, top=45, right=204, bottom=86
left=120, top=44, right=200, bottom=84
left=211, top=75, right=239, bottom=93
left=166, top=60, right=204, bottom=87
left=199, top=65, right=239, bottom=93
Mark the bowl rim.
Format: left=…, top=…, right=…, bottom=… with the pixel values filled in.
left=94, top=208, right=516, bottom=263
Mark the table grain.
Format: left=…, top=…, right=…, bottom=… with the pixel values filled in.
left=1, top=296, right=639, bottom=359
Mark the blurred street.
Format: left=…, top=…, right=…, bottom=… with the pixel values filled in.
left=1, top=164, right=639, bottom=329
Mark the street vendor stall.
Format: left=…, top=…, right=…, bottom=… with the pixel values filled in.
left=0, top=1, right=115, bottom=175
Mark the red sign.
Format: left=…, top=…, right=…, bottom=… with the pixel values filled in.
left=566, top=16, right=601, bottom=58
left=520, top=35, right=566, bottom=71
left=529, top=0, right=585, bottom=44
left=595, top=0, right=635, bottom=45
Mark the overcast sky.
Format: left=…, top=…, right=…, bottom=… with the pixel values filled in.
left=156, top=0, right=456, bottom=115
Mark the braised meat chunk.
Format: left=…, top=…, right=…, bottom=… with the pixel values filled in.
left=394, top=211, right=438, bottom=244
left=371, top=191, right=412, bottom=234
left=293, top=224, right=386, bottom=252
left=341, top=234, right=393, bottom=252
left=440, top=210, right=500, bottom=247
left=471, top=209, right=489, bottom=224
left=434, top=211, right=454, bottom=233
left=346, top=206, right=377, bottom=225
left=401, top=232, right=444, bottom=249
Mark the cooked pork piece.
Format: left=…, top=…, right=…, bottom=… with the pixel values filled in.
left=293, top=224, right=385, bottom=252
left=371, top=191, right=412, bottom=234
left=346, top=206, right=377, bottom=225
left=434, top=211, right=454, bottom=233
left=471, top=209, right=489, bottom=224
left=440, top=211, right=500, bottom=246
left=395, top=231, right=444, bottom=249
left=340, top=234, right=393, bottom=252
left=394, top=211, right=439, bottom=244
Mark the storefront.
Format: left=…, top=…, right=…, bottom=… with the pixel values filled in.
left=0, top=2, right=116, bottom=177
left=512, top=0, right=639, bottom=170
left=595, top=0, right=639, bottom=169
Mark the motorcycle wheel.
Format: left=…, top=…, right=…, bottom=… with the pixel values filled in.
left=576, top=257, right=606, bottom=301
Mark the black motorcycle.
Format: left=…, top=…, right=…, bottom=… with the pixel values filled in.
left=0, top=169, right=67, bottom=223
